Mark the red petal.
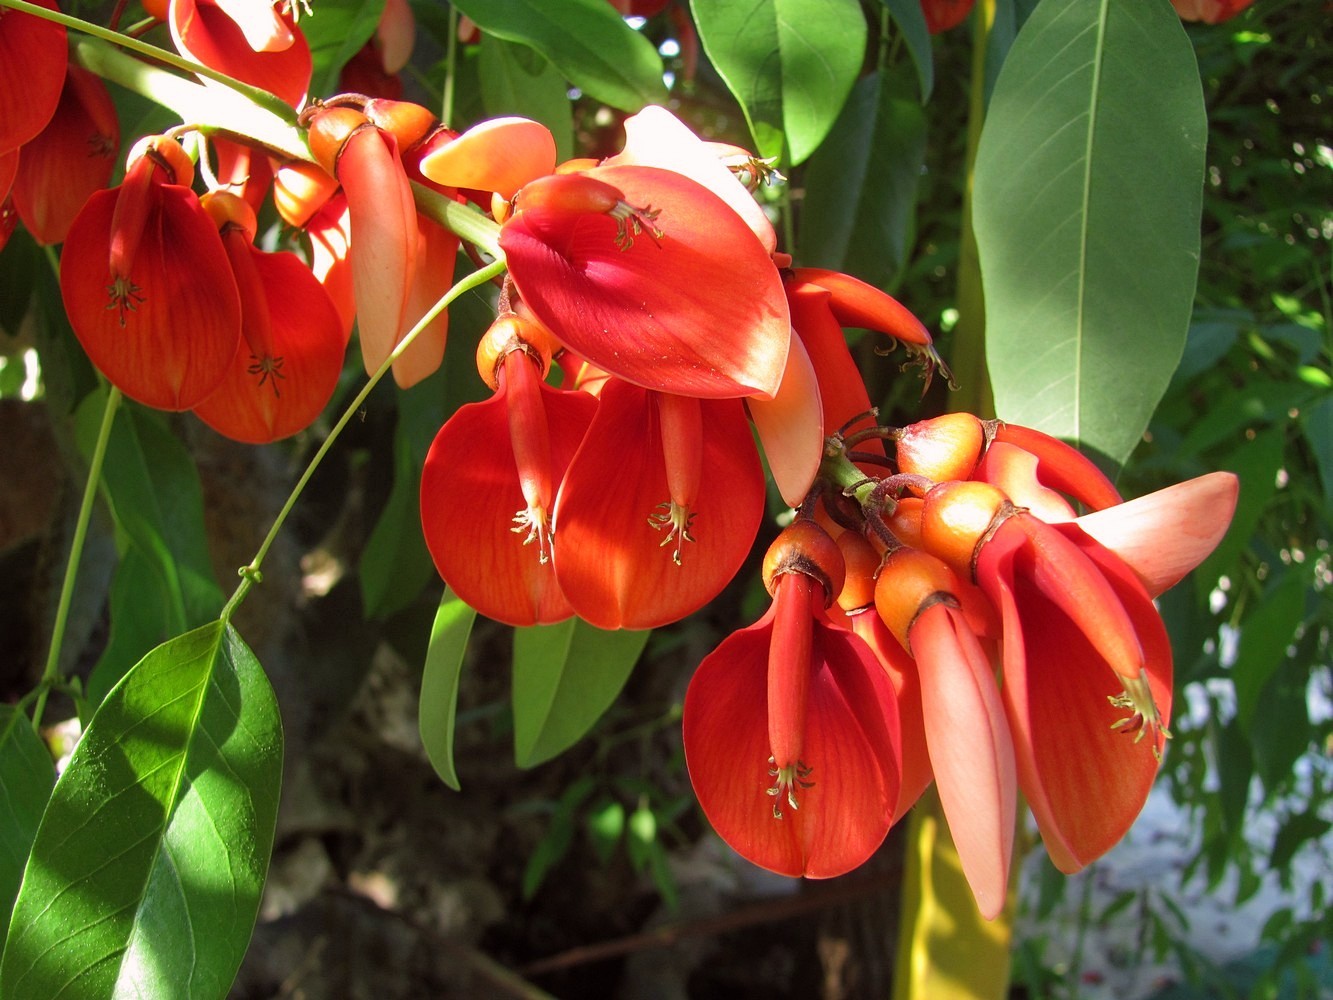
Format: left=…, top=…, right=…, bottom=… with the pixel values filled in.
left=1070, top=472, right=1238, bottom=597
left=791, top=268, right=933, bottom=347
left=991, top=423, right=1122, bottom=512
left=910, top=602, right=1016, bottom=919
left=392, top=214, right=458, bottom=388
left=0, top=0, right=66, bottom=153
left=552, top=381, right=764, bottom=629
left=683, top=610, right=901, bottom=879
left=169, top=0, right=312, bottom=107
left=501, top=165, right=789, bottom=399
left=421, top=376, right=596, bottom=626
left=60, top=185, right=241, bottom=410
left=974, top=441, right=1076, bottom=523
left=305, top=193, right=355, bottom=341
left=12, top=66, right=118, bottom=245
left=987, top=530, right=1172, bottom=873
left=748, top=331, right=824, bottom=507
left=192, top=242, right=345, bottom=443
left=418, top=117, right=556, bottom=200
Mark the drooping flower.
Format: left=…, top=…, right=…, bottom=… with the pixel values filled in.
left=0, top=0, right=66, bottom=154
left=421, top=315, right=596, bottom=626
left=552, top=376, right=765, bottom=629
left=59, top=136, right=241, bottom=410
left=190, top=191, right=345, bottom=443
left=683, top=520, right=902, bottom=878
left=12, top=65, right=118, bottom=245
left=167, top=0, right=312, bottom=107
left=501, top=166, right=790, bottom=399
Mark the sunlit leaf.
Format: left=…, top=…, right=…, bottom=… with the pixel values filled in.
left=691, top=0, right=867, bottom=164
left=974, top=0, right=1207, bottom=469
left=478, top=34, right=575, bottom=163
left=0, top=622, right=282, bottom=1000
left=0, top=707, right=55, bottom=943
left=418, top=587, right=477, bottom=792
left=451, top=0, right=667, bottom=111
left=512, top=619, right=649, bottom=768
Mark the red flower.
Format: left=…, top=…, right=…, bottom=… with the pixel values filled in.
left=501, top=166, right=790, bottom=400
left=1171, top=0, right=1254, bottom=23
left=0, top=0, right=66, bottom=154
left=12, top=65, right=118, bottom=246
left=421, top=319, right=596, bottom=626
left=168, top=0, right=312, bottom=107
left=191, top=191, right=345, bottom=443
left=683, top=521, right=902, bottom=878
left=59, top=137, right=241, bottom=410
left=552, top=377, right=764, bottom=629
left=921, top=0, right=976, bottom=33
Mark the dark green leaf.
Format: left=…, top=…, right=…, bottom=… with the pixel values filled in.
left=86, top=549, right=178, bottom=709
left=799, top=70, right=926, bottom=288
left=520, top=777, right=595, bottom=899
left=74, top=393, right=224, bottom=632
left=360, top=424, right=435, bottom=621
left=1302, top=395, right=1333, bottom=504
left=451, top=0, right=667, bottom=112
left=974, top=0, right=1207, bottom=468
left=478, top=34, right=575, bottom=163
left=1195, top=423, right=1283, bottom=594
left=302, top=0, right=386, bottom=101
left=1249, top=651, right=1317, bottom=796
left=512, top=619, right=649, bottom=768
left=879, top=0, right=934, bottom=101
left=691, top=0, right=867, bottom=164
left=1233, top=570, right=1306, bottom=733
left=1, top=622, right=282, bottom=1000
left=418, top=588, right=477, bottom=792
left=0, top=708, right=55, bottom=943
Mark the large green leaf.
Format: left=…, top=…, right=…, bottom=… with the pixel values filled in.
left=691, top=0, right=867, bottom=164
left=798, top=70, right=926, bottom=288
left=418, top=588, right=477, bottom=792
left=0, top=708, right=55, bottom=943
left=479, top=34, right=576, bottom=163
left=973, top=0, right=1207, bottom=469
left=0, top=623, right=282, bottom=1000
left=512, top=619, right=649, bottom=768
left=451, top=0, right=667, bottom=112
left=74, top=392, right=224, bottom=632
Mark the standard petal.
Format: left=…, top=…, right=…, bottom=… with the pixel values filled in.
left=169, top=0, right=312, bottom=106
left=0, top=0, right=66, bottom=153
left=910, top=602, right=1016, bottom=919
left=1069, top=472, right=1239, bottom=597
left=392, top=214, right=459, bottom=387
left=421, top=378, right=596, bottom=627
left=502, top=165, right=789, bottom=399
left=418, top=117, right=556, bottom=199
left=553, top=380, right=764, bottom=629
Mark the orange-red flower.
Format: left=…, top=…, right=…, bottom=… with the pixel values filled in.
left=11, top=65, right=118, bottom=246
left=921, top=0, right=976, bottom=33
left=59, top=137, right=241, bottom=410
left=683, top=521, right=902, bottom=878
left=1171, top=0, right=1253, bottom=23
left=167, top=0, right=312, bottom=107
left=190, top=191, right=345, bottom=443
left=0, top=0, right=66, bottom=154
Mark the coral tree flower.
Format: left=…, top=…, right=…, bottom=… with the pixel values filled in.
left=421, top=315, right=597, bottom=627
left=501, top=165, right=790, bottom=400
left=1171, top=0, right=1253, bottom=23
left=60, top=136, right=241, bottom=410
left=0, top=0, right=66, bottom=154
left=921, top=0, right=976, bottom=33
left=191, top=191, right=345, bottom=443
left=167, top=0, right=312, bottom=107
left=684, top=520, right=902, bottom=878
left=12, top=65, right=119, bottom=246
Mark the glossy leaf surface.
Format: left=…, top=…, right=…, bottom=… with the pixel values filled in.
left=974, top=0, right=1206, bottom=467
left=0, top=623, right=282, bottom=1000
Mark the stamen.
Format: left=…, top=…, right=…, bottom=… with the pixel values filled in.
left=106, top=274, right=146, bottom=327
left=609, top=201, right=664, bottom=251
left=766, top=757, right=815, bottom=819
left=647, top=500, right=696, bottom=565
left=511, top=504, right=554, bottom=564
left=1108, top=671, right=1172, bottom=760
left=247, top=354, right=286, bottom=396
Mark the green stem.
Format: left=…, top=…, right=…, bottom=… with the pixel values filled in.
left=219, top=256, right=509, bottom=624
left=412, top=182, right=503, bottom=259
left=441, top=4, right=458, bottom=126
left=32, top=387, right=122, bottom=732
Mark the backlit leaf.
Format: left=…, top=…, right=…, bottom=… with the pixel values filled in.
left=0, top=707, right=55, bottom=943
left=418, top=587, right=477, bottom=791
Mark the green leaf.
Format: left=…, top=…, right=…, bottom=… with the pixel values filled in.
left=451, top=0, right=667, bottom=112
left=879, top=0, right=934, bottom=100
left=1301, top=395, right=1333, bottom=504
left=74, top=393, right=224, bottom=632
left=360, top=424, right=435, bottom=621
left=0, top=708, right=55, bottom=943
left=520, top=777, right=595, bottom=899
left=86, top=549, right=178, bottom=709
left=479, top=34, right=576, bottom=163
left=512, top=620, right=649, bottom=768
left=1233, top=571, right=1306, bottom=734
left=0, top=622, right=282, bottom=1000
left=418, top=588, right=477, bottom=792
left=1195, top=423, right=1284, bottom=594
left=973, top=0, right=1207, bottom=468
left=691, top=0, right=867, bottom=164
left=798, top=70, right=926, bottom=288
left=302, top=0, right=385, bottom=101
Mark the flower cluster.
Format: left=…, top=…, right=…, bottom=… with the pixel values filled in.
left=684, top=414, right=1237, bottom=916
